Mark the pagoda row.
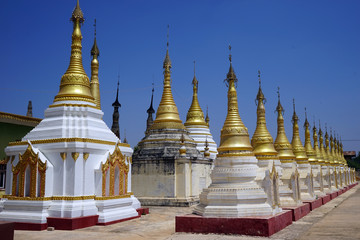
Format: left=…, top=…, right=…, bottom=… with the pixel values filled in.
left=0, top=1, right=357, bottom=234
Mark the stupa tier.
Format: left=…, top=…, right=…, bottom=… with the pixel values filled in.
left=131, top=41, right=213, bottom=206
left=0, top=1, right=140, bottom=230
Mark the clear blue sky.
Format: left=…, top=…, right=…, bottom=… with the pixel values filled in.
left=1, top=0, right=359, bottom=151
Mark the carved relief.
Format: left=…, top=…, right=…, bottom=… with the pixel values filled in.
left=11, top=144, right=46, bottom=198
left=101, top=143, right=130, bottom=197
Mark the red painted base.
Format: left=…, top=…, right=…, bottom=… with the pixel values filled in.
left=96, top=215, right=140, bottom=226
left=14, top=222, right=47, bottom=231
left=283, top=203, right=310, bottom=221
left=47, top=215, right=98, bottom=230
left=321, top=194, right=331, bottom=205
left=0, top=221, right=15, bottom=239
left=329, top=191, right=338, bottom=200
left=136, top=207, right=150, bottom=216
left=175, top=211, right=293, bottom=237
left=303, top=198, right=323, bottom=211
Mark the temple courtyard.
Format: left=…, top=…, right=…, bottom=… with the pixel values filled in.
left=12, top=183, right=360, bottom=240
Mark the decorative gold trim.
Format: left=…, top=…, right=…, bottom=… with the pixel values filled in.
left=72, top=152, right=79, bottom=161
left=49, top=103, right=98, bottom=109
left=3, top=195, right=52, bottom=201
left=53, top=96, right=95, bottom=104
left=217, top=152, right=254, bottom=157
left=0, top=111, right=42, bottom=125
left=8, top=138, right=130, bottom=147
left=140, top=138, right=196, bottom=143
left=52, top=195, right=95, bottom=201
left=83, top=152, right=90, bottom=161
left=94, top=194, right=131, bottom=200
left=60, top=152, right=67, bottom=161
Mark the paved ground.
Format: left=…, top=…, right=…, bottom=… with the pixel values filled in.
left=14, top=184, right=359, bottom=240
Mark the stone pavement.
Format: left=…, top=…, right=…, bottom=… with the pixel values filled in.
left=14, top=184, right=359, bottom=240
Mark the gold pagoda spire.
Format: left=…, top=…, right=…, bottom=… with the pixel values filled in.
left=90, top=19, right=101, bottom=109
left=330, top=128, right=337, bottom=165
left=319, top=121, right=329, bottom=165
left=291, top=99, right=308, bottom=163
left=150, top=25, right=185, bottom=130
left=54, top=0, right=95, bottom=104
left=218, top=45, right=253, bottom=155
left=313, top=120, right=324, bottom=165
left=340, top=138, right=347, bottom=165
left=251, top=71, right=278, bottom=159
left=274, top=87, right=296, bottom=160
left=185, top=61, right=207, bottom=126
left=325, top=124, right=333, bottom=165
left=205, top=105, right=210, bottom=126
left=303, top=108, right=316, bottom=164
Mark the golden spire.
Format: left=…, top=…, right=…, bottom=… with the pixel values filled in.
left=251, top=70, right=278, bottom=159
left=54, top=0, right=95, bottom=104
left=291, top=99, right=308, bottom=163
left=325, top=124, right=333, bottom=165
left=303, top=108, right=316, bottom=164
left=312, top=119, right=324, bottom=164
left=150, top=25, right=185, bottom=130
left=332, top=131, right=339, bottom=165
left=319, top=121, right=329, bottom=165
left=218, top=45, right=253, bottom=155
left=205, top=105, right=210, bottom=126
left=274, top=87, right=296, bottom=160
left=330, top=128, right=337, bottom=165
left=90, top=19, right=101, bottom=109
left=185, top=60, right=207, bottom=127
left=340, top=137, right=347, bottom=165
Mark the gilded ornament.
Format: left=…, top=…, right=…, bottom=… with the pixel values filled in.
left=83, top=152, right=90, bottom=161
left=60, top=152, right=67, bottom=161
left=72, top=152, right=80, bottom=161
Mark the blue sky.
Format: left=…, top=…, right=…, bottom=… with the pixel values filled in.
left=1, top=0, right=359, bottom=151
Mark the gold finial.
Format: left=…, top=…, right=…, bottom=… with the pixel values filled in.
left=185, top=60, right=206, bottom=127
left=150, top=26, right=185, bottom=130
left=167, top=24, right=169, bottom=49
left=291, top=98, right=308, bottom=163
left=71, top=0, right=84, bottom=23
left=54, top=1, right=95, bottom=104
left=251, top=71, right=277, bottom=159
left=274, top=87, right=295, bottom=160
left=312, top=117, right=323, bottom=164
left=229, top=44, right=232, bottom=63
left=90, top=18, right=101, bottom=109
left=204, top=136, right=210, bottom=158
left=26, top=100, right=33, bottom=117
left=318, top=119, right=327, bottom=164
left=218, top=47, right=253, bottom=154
left=324, top=124, right=333, bottom=164
left=205, top=105, right=210, bottom=125
left=304, top=107, right=316, bottom=163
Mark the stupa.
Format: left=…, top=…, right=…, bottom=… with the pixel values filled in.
left=273, top=88, right=302, bottom=207
left=251, top=72, right=282, bottom=208
left=303, top=111, right=325, bottom=197
left=325, top=127, right=338, bottom=192
left=184, top=62, right=217, bottom=160
left=176, top=47, right=291, bottom=237
left=319, top=122, right=332, bottom=193
left=311, top=120, right=326, bottom=197
left=131, top=33, right=212, bottom=206
left=291, top=100, right=315, bottom=201
left=0, top=1, right=140, bottom=230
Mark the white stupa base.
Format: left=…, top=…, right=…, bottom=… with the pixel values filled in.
left=311, top=164, right=326, bottom=197
left=0, top=200, right=51, bottom=224
left=193, top=155, right=281, bottom=218
left=96, top=197, right=139, bottom=224
left=186, top=125, right=218, bottom=160
left=279, top=161, right=302, bottom=207
left=297, top=163, right=316, bottom=201
left=47, top=199, right=98, bottom=218
left=321, top=165, right=331, bottom=194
